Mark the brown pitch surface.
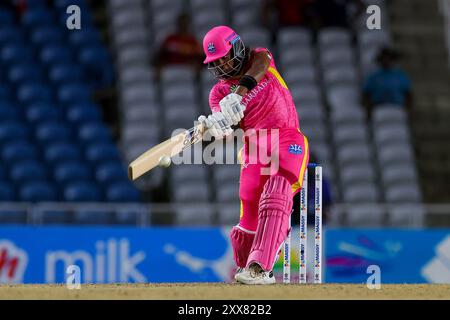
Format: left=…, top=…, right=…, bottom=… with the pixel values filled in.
left=0, top=283, right=449, bottom=300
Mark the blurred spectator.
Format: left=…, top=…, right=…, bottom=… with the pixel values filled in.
left=309, top=0, right=364, bottom=30
left=154, top=13, right=203, bottom=74
left=262, top=0, right=314, bottom=29
left=362, top=47, right=413, bottom=117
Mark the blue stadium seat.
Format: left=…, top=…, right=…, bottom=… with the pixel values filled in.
left=106, top=182, right=141, bottom=202
left=8, top=63, right=44, bottom=84
left=78, top=122, right=111, bottom=143
left=17, top=82, right=53, bottom=105
left=26, top=0, right=49, bottom=8
left=0, top=182, right=15, bottom=201
left=0, top=166, right=6, bottom=180
left=95, top=162, right=128, bottom=185
left=40, top=45, right=73, bottom=65
left=21, top=8, right=56, bottom=28
left=63, top=182, right=102, bottom=202
left=35, top=122, right=72, bottom=144
left=66, top=103, right=102, bottom=124
left=0, top=27, right=25, bottom=47
left=49, top=64, right=83, bottom=84
left=68, top=28, right=101, bottom=48
left=73, top=210, right=113, bottom=225
left=85, top=143, right=120, bottom=163
left=0, top=9, right=15, bottom=26
left=44, top=142, right=82, bottom=164
left=26, top=103, right=63, bottom=123
left=0, top=122, right=29, bottom=143
left=1, top=44, right=34, bottom=64
left=1, top=142, right=37, bottom=164
left=0, top=102, right=19, bottom=121
left=19, top=181, right=58, bottom=202
left=57, top=83, right=92, bottom=104
left=78, top=46, right=114, bottom=88
left=10, top=161, right=47, bottom=183
left=53, top=161, right=92, bottom=184
left=0, top=84, right=13, bottom=100
left=31, top=26, right=65, bottom=47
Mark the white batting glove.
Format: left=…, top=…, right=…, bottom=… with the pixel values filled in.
left=198, top=112, right=233, bottom=139
left=219, top=93, right=246, bottom=126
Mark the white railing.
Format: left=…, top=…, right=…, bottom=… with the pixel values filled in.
left=440, top=0, right=450, bottom=68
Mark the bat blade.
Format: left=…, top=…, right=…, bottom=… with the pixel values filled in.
left=128, top=123, right=204, bottom=181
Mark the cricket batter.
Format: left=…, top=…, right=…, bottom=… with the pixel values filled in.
left=198, top=26, right=310, bottom=284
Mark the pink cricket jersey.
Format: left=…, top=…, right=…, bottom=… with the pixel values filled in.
left=208, top=48, right=300, bottom=131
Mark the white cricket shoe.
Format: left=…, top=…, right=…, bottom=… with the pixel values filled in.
left=235, top=263, right=276, bottom=285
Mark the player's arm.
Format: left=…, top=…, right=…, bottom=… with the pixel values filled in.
left=235, top=50, right=272, bottom=97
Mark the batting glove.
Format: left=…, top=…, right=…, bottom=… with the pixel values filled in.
left=219, top=93, right=246, bottom=126
left=198, top=112, right=233, bottom=139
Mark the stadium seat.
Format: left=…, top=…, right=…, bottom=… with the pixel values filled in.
left=95, top=162, right=128, bottom=185
left=73, top=210, right=113, bottom=225
left=387, top=204, right=425, bottom=227
left=381, top=164, right=418, bottom=186
left=0, top=9, right=15, bottom=26
left=173, top=204, right=214, bottom=225
left=216, top=182, right=239, bottom=202
left=339, top=163, right=376, bottom=185
left=105, top=182, right=141, bottom=202
left=337, top=143, right=372, bottom=165
left=1, top=142, right=37, bottom=164
left=372, top=105, right=407, bottom=124
left=10, top=161, right=47, bottom=183
left=0, top=182, right=15, bottom=201
left=161, top=66, right=196, bottom=85
left=330, top=106, right=365, bottom=124
left=26, top=103, right=63, bottom=123
left=21, top=8, right=56, bottom=28
left=44, top=142, right=82, bottom=164
left=213, top=165, right=241, bottom=183
left=19, top=181, right=58, bottom=202
left=8, top=64, right=44, bottom=84
left=0, top=102, right=19, bottom=121
left=377, top=144, right=414, bottom=164
left=173, top=183, right=210, bottom=202
left=57, top=83, right=92, bottom=104
left=1, top=44, right=34, bottom=64
left=170, top=166, right=209, bottom=184
left=240, top=28, right=271, bottom=49
left=68, top=28, right=102, bottom=48
left=78, top=122, right=112, bottom=144
left=30, top=26, right=65, bottom=47
left=35, top=122, right=72, bottom=144
left=318, top=28, right=352, bottom=49
left=49, top=64, right=84, bottom=84
left=333, top=124, right=369, bottom=144
left=121, top=84, right=157, bottom=105
left=326, top=85, right=360, bottom=110
left=17, top=83, right=53, bottom=105
left=217, top=203, right=240, bottom=225
left=0, top=122, right=29, bottom=143
left=346, top=204, right=384, bottom=226
left=40, top=45, right=74, bottom=65
left=343, top=183, right=380, bottom=203
left=385, top=185, right=422, bottom=203
left=278, top=27, right=312, bottom=48
left=373, top=125, right=410, bottom=146
left=63, top=182, right=102, bottom=201
left=78, top=46, right=114, bottom=88
left=0, top=27, right=25, bottom=46
left=53, top=162, right=92, bottom=184
left=66, top=103, right=102, bottom=124
left=85, top=143, right=121, bottom=164
left=162, top=85, right=196, bottom=105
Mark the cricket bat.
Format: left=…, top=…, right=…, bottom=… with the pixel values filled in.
left=128, top=123, right=205, bottom=181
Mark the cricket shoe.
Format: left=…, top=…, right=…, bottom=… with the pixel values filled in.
left=235, top=263, right=276, bottom=285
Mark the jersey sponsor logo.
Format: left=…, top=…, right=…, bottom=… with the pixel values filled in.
left=207, top=42, right=216, bottom=54
left=229, top=84, right=237, bottom=93
left=289, top=144, right=303, bottom=155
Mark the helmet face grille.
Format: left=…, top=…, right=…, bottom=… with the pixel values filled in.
left=207, top=37, right=246, bottom=80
